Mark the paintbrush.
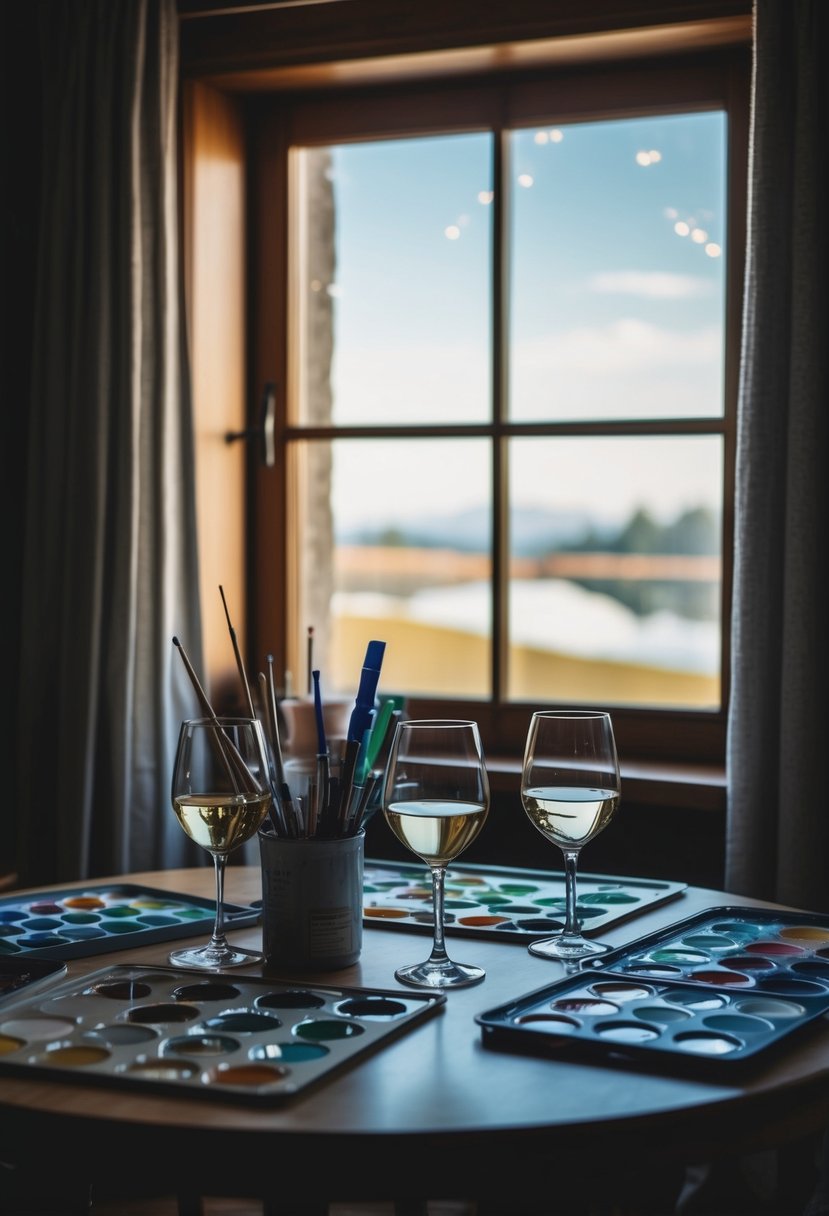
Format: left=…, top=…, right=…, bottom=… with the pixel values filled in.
left=218, top=585, right=256, bottom=721
left=172, top=637, right=267, bottom=802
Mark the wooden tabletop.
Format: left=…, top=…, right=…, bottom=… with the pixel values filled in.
left=2, top=866, right=829, bottom=1206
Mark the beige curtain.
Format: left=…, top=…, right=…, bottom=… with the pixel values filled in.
left=726, top=0, right=828, bottom=911
left=16, top=0, right=204, bottom=883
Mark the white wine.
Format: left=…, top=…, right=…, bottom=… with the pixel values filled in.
left=523, top=785, right=618, bottom=850
left=386, top=799, right=487, bottom=867
left=173, top=791, right=271, bottom=854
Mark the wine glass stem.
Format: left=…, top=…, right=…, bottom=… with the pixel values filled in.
left=210, top=853, right=229, bottom=949
left=427, top=865, right=450, bottom=965
left=563, top=849, right=580, bottom=936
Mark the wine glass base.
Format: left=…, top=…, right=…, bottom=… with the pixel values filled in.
left=528, top=934, right=611, bottom=962
left=395, top=959, right=485, bottom=989
left=168, top=942, right=263, bottom=971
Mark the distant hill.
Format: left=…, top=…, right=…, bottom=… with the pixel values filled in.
left=341, top=505, right=615, bottom=555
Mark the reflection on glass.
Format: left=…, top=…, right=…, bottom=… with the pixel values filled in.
left=507, top=436, right=723, bottom=708
left=509, top=112, right=726, bottom=422
left=296, top=438, right=492, bottom=699
left=294, top=134, right=492, bottom=426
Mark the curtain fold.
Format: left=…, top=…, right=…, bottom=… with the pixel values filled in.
left=726, top=0, right=828, bottom=911
left=16, top=0, right=205, bottom=884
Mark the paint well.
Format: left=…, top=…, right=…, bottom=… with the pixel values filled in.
left=702, top=1013, right=773, bottom=1034
left=589, top=982, right=653, bottom=1002
left=256, top=991, right=325, bottom=1010
left=690, top=969, right=750, bottom=985
left=295, top=1019, right=364, bottom=1042
left=632, top=1005, right=692, bottom=1024
left=127, top=1003, right=200, bottom=1024
left=596, top=1021, right=660, bottom=1043
left=250, top=1041, right=329, bottom=1063
left=43, top=1044, right=110, bottom=1067
left=514, top=1013, right=579, bottom=1033
left=83, top=1024, right=157, bottom=1046
left=203, top=1011, right=280, bottom=1033
left=1, top=1016, right=75, bottom=1039
left=93, top=980, right=152, bottom=1000
left=211, top=1063, right=289, bottom=1086
left=673, top=1031, right=740, bottom=1055
left=779, top=926, right=829, bottom=943
left=745, top=941, right=804, bottom=957
left=172, top=982, right=240, bottom=1002
left=335, top=997, right=408, bottom=1019
left=733, top=997, right=804, bottom=1020
left=550, top=997, right=618, bottom=1015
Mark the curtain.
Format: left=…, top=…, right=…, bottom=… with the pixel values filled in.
left=726, top=0, right=828, bottom=911
left=16, top=0, right=205, bottom=885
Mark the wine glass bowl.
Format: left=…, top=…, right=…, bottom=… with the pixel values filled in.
left=383, top=719, right=489, bottom=988
left=521, top=710, right=620, bottom=962
left=170, top=717, right=273, bottom=970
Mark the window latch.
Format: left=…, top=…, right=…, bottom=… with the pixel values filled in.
left=225, top=381, right=276, bottom=468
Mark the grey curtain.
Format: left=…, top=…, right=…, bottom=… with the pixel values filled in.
left=726, top=0, right=828, bottom=911
left=16, top=0, right=205, bottom=884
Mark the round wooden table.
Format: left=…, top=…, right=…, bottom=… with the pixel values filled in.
left=2, top=867, right=828, bottom=1211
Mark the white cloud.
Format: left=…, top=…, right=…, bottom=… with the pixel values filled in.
left=515, top=318, right=721, bottom=373
left=589, top=270, right=713, bottom=299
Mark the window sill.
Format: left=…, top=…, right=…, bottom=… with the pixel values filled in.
left=486, top=754, right=726, bottom=812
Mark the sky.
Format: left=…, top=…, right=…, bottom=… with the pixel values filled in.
left=301, top=111, right=727, bottom=531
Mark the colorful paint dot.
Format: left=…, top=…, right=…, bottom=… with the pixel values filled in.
left=250, top=1041, right=328, bottom=1063
left=779, top=926, right=829, bottom=943
left=212, top=1063, right=288, bottom=1086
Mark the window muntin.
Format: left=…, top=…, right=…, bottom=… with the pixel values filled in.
left=264, top=56, right=743, bottom=761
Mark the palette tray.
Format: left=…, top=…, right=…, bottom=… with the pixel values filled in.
left=363, top=859, right=686, bottom=942
left=0, top=884, right=259, bottom=960
left=0, top=958, right=67, bottom=1002
left=476, top=906, right=829, bottom=1071
left=0, top=963, right=445, bottom=1104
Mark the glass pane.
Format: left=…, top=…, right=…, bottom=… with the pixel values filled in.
left=509, top=112, right=726, bottom=422
left=507, top=436, right=722, bottom=708
left=294, top=135, right=493, bottom=426
left=295, top=439, right=492, bottom=700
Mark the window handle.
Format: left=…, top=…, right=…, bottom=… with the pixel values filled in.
left=225, top=381, right=275, bottom=467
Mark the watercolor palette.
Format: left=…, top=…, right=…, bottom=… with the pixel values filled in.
left=477, top=906, right=829, bottom=1071
left=363, top=859, right=686, bottom=942
left=0, top=884, right=259, bottom=961
left=0, top=963, right=445, bottom=1104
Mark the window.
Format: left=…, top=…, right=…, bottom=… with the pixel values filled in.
left=251, top=51, right=747, bottom=767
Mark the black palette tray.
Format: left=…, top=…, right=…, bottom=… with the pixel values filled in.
left=476, top=906, right=829, bottom=1071
left=0, top=884, right=259, bottom=961
left=363, top=859, right=686, bottom=942
left=0, top=964, right=445, bottom=1104
left=0, top=957, right=67, bottom=1002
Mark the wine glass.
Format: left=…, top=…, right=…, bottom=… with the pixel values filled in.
left=382, top=719, right=490, bottom=988
left=170, top=717, right=273, bottom=969
left=521, top=710, right=621, bottom=962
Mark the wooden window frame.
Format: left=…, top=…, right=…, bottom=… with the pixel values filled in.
left=245, top=48, right=748, bottom=777
left=180, top=4, right=751, bottom=811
